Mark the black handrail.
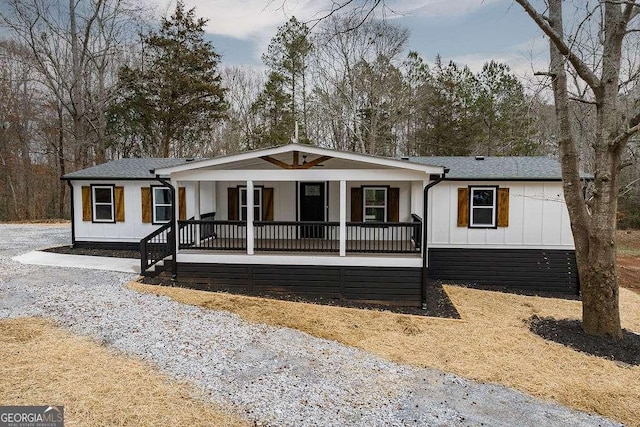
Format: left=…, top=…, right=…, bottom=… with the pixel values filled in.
left=178, top=212, right=216, bottom=246
left=254, top=221, right=340, bottom=252
left=175, top=220, right=420, bottom=254
left=178, top=219, right=247, bottom=250
left=140, top=222, right=174, bottom=274
left=346, top=221, right=421, bottom=253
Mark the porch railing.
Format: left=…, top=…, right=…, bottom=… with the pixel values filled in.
left=411, top=214, right=423, bottom=250
left=178, top=219, right=247, bottom=251
left=176, top=219, right=421, bottom=254
left=140, top=222, right=174, bottom=274
left=254, top=221, right=340, bottom=252
left=346, top=221, right=421, bottom=253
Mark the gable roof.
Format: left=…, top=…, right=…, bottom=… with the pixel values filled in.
left=62, top=158, right=195, bottom=180
left=152, top=143, right=444, bottom=175
left=408, top=156, right=591, bottom=180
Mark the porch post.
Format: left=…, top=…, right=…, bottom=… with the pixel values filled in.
left=194, top=181, right=201, bottom=247
left=246, top=180, right=254, bottom=255
left=339, top=180, right=347, bottom=256
left=171, top=179, right=179, bottom=277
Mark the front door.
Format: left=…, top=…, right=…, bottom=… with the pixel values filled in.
left=299, top=182, right=325, bottom=238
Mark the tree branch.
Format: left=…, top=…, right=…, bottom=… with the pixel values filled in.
left=514, top=0, right=602, bottom=91
left=569, top=96, right=597, bottom=105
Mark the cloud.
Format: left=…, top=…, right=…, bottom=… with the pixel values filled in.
left=393, top=0, right=505, bottom=18
left=185, top=0, right=505, bottom=40
left=445, top=36, right=549, bottom=78
left=184, top=0, right=318, bottom=39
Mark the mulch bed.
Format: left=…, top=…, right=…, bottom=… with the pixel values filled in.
left=141, top=276, right=460, bottom=319
left=529, top=315, right=640, bottom=366
left=44, top=245, right=141, bottom=259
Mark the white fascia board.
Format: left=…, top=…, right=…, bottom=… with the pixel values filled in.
left=172, top=168, right=429, bottom=182
left=176, top=253, right=423, bottom=268
left=154, top=143, right=444, bottom=176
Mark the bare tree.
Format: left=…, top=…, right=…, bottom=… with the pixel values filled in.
left=515, top=0, right=640, bottom=338
left=310, top=16, right=408, bottom=152
left=1, top=0, right=144, bottom=216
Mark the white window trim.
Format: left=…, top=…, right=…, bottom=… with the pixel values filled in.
left=363, top=186, right=387, bottom=223
left=152, top=187, right=172, bottom=224
left=92, top=185, right=114, bottom=223
left=469, top=186, right=497, bottom=228
left=239, top=186, right=262, bottom=222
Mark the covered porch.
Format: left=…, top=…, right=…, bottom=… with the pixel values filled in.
left=142, top=144, right=444, bottom=274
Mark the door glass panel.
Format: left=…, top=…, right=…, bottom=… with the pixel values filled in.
left=305, top=185, right=321, bottom=196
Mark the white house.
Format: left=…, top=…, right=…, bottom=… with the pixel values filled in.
left=63, top=144, right=584, bottom=307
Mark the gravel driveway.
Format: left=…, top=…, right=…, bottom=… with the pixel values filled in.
left=0, top=224, right=619, bottom=426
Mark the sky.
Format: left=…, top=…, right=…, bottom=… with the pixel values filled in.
left=180, top=0, right=549, bottom=78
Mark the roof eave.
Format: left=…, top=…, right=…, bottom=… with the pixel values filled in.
left=153, top=144, right=444, bottom=175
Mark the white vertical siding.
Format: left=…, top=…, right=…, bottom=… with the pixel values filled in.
left=427, top=181, right=574, bottom=249
left=74, top=180, right=196, bottom=243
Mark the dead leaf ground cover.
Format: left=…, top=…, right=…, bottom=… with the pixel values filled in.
left=130, top=281, right=640, bottom=426
left=617, top=229, right=640, bottom=294
left=0, top=317, right=248, bottom=427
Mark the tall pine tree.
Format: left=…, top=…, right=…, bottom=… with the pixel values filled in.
left=108, top=1, right=226, bottom=157
left=260, top=16, right=312, bottom=143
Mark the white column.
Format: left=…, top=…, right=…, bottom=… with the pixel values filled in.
left=411, top=181, right=422, bottom=216
left=172, top=179, right=179, bottom=256
left=339, top=180, right=347, bottom=257
left=194, top=181, right=201, bottom=247
left=246, top=180, right=254, bottom=255
left=211, top=182, right=217, bottom=213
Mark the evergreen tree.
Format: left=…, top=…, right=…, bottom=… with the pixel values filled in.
left=261, top=16, right=312, bottom=142
left=108, top=1, right=226, bottom=157
left=475, top=61, right=536, bottom=155
left=249, top=72, right=294, bottom=149
left=413, top=57, right=478, bottom=156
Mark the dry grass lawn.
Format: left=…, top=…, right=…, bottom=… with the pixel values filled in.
left=0, top=317, right=248, bottom=427
left=130, top=281, right=640, bottom=427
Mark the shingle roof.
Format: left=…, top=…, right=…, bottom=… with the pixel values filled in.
left=408, top=156, right=590, bottom=180
left=63, top=155, right=590, bottom=181
left=62, top=158, right=197, bottom=180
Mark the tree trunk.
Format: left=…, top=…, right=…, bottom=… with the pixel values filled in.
left=58, top=103, right=66, bottom=219
left=544, top=0, right=625, bottom=338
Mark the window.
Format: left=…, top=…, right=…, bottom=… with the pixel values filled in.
left=153, top=187, right=172, bottom=223
left=469, top=187, right=497, bottom=228
left=92, top=186, right=114, bottom=222
left=239, top=187, right=262, bottom=221
left=363, top=187, right=387, bottom=222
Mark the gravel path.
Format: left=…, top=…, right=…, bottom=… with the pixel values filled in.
left=0, top=224, right=619, bottom=426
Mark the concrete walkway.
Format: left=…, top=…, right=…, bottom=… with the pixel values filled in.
left=12, top=250, right=140, bottom=274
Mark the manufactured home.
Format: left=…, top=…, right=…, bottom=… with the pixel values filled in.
left=62, top=144, right=583, bottom=307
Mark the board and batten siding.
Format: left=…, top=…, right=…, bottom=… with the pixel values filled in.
left=72, top=180, right=211, bottom=243
left=427, top=181, right=574, bottom=249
